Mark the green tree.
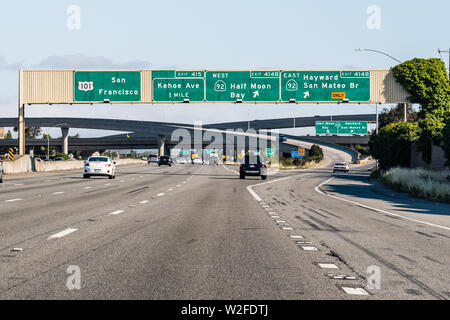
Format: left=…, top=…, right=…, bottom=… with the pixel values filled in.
left=13, top=126, right=42, bottom=139
left=369, top=122, right=419, bottom=170
left=393, top=58, right=450, bottom=163
left=378, top=103, right=418, bottom=129
left=442, top=117, right=450, bottom=166
left=309, top=144, right=324, bottom=160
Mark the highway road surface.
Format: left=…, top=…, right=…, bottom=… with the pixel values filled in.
left=0, top=154, right=449, bottom=299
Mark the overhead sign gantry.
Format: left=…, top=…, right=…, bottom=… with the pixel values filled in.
left=17, top=68, right=409, bottom=154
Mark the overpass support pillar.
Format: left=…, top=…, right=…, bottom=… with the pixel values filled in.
left=61, top=127, right=69, bottom=155
left=158, top=135, right=166, bottom=156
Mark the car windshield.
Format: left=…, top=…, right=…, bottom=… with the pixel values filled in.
left=89, top=157, right=109, bottom=162
left=244, top=155, right=264, bottom=164
left=335, top=162, right=346, bottom=166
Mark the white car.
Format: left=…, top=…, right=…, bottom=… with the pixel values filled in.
left=333, top=162, right=349, bottom=173
left=83, top=156, right=116, bottom=179
left=179, top=158, right=188, bottom=164
left=0, top=160, right=3, bottom=183
left=192, top=158, right=203, bottom=165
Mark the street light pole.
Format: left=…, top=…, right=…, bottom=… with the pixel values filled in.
left=355, top=48, right=403, bottom=64
left=438, top=49, right=450, bottom=80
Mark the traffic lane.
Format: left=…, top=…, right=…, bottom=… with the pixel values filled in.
left=0, top=164, right=201, bottom=298
left=0, top=163, right=153, bottom=197
left=0, top=164, right=199, bottom=252
left=285, top=139, right=353, bottom=164
left=1, top=165, right=364, bottom=299
left=252, top=172, right=450, bottom=299
left=320, top=173, right=450, bottom=229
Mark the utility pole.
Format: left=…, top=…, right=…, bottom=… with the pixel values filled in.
left=438, top=49, right=450, bottom=80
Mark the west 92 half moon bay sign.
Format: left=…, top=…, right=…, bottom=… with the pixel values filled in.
left=74, top=71, right=141, bottom=102
left=281, top=70, right=371, bottom=102
left=205, top=71, right=280, bottom=102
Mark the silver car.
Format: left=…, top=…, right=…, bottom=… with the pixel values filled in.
left=333, top=162, right=349, bottom=173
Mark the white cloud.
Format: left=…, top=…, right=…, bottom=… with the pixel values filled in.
left=0, top=56, right=22, bottom=70
left=35, top=54, right=152, bottom=69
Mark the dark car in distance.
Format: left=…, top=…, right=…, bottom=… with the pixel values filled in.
left=158, top=155, right=172, bottom=166
left=239, top=155, right=267, bottom=180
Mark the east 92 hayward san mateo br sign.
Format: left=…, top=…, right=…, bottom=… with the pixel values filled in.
left=74, top=71, right=141, bottom=102
left=281, top=70, right=371, bottom=102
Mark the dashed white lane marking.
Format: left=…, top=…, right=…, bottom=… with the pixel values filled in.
left=168, top=188, right=173, bottom=191
left=282, top=227, right=294, bottom=230
left=289, top=235, right=304, bottom=239
left=301, top=246, right=318, bottom=251
left=5, top=198, right=22, bottom=202
left=270, top=216, right=281, bottom=219
left=318, top=263, right=339, bottom=269
left=14, top=184, right=24, bottom=186
left=177, top=185, right=181, bottom=187
left=84, top=187, right=92, bottom=189
left=48, top=228, right=78, bottom=239
left=104, top=183, right=111, bottom=186
left=315, top=177, right=450, bottom=231
left=182, top=182, right=186, bottom=184
left=157, top=193, right=165, bottom=196
left=139, top=200, right=149, bottom=204
left=276, top=220, right=286, bottom=223
left=108, top=210, right=124, bottom=215
left=52, top=191, right=65, bottom=195
left=342, top=287, right=369, bottom=295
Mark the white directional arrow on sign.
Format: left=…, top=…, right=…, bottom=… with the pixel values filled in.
left=253, top=90, right=259, bottom=98
left=303, top=91, right=310, bottom=99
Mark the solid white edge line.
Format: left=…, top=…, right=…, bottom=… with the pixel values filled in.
left=48, top=228, right=78, bottom=239
left=5, top=198, right=23, bottom=202
left=315, top=177, right=450, bottom=231
left=157, top=193, right=165, bottom=196
left=247, top=177, right=292, bottom=202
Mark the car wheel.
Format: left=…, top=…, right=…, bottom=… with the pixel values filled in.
left=261, top=175, right=267, bottom=180
left=333, top=170, right=335, bottom=173
left=239, top=173, right=245, bottom=179
left=83, top=174, right=90, bottom=179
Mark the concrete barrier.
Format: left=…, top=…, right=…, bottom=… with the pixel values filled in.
left=2, top=155, right=33, bottom=174
left=4, top=157, right=147, bottom=174
left=34, top=159, right=84, bottom=172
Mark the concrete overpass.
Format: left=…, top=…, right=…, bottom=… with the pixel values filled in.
left=0, top=114, right=374, bottom=155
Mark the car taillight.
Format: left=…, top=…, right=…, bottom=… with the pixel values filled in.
left=262, top=163, right=265, bottom=167
left=106, top=164, right=111, bottom=167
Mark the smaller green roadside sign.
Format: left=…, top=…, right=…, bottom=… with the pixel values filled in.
left=74, top=71, right=141, bottom=102
left=265, top=148, right=275, bottom=157
left=152, top=70, right=205, bottom=102
left=315, top=121, right=368, bottom=135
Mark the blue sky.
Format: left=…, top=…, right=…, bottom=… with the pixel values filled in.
left=0, top=0, right=449, bottom=137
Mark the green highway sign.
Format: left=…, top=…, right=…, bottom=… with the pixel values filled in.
left=205, top=71, right=280, bottom=102
left=265, top=148, right=275, bottom=157
left=74, top=71, right=141, bottom=102
left=281, top=70, right=370, bottom=102
left=315, top=121, right=368, bottom=135
left=152, top=70, right=205, bottom=102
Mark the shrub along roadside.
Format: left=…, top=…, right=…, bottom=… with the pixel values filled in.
left=368, top=122, right=419, bottom=170
left=381, top=167, right=450, bottom=203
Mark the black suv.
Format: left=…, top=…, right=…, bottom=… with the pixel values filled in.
left=239, top=155, right=267, bottom=180
left=158, top=155, right=172, bottom=167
